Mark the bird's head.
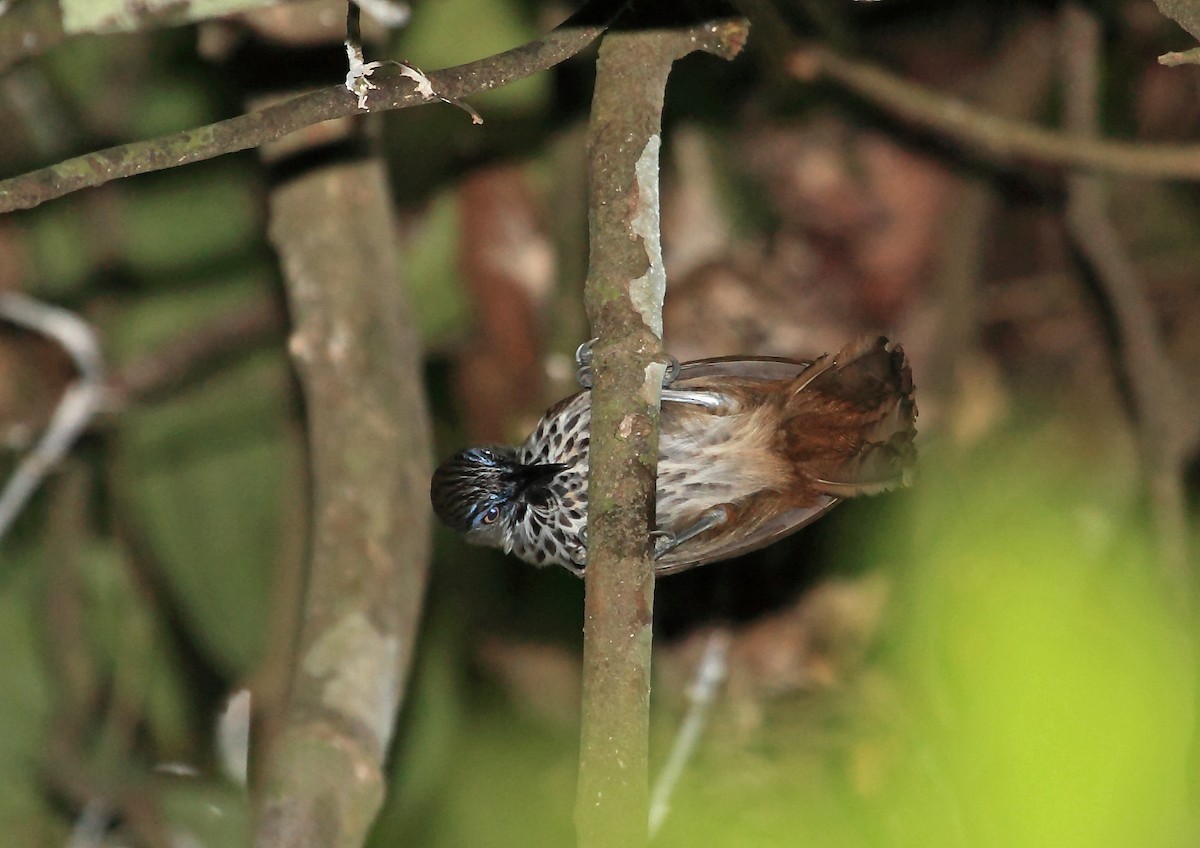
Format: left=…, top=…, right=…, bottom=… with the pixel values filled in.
left=430, top=446, right=567, bottom=551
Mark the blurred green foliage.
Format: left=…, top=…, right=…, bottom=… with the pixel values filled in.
left=104, top=263, right=293, bottom=678
left=874, top=441, right=1193, bottom=848
left=0, top=555, right=59, bottom=841
left=25, top=166, right=261, bottom=297
left=1, top=22, right=281, bottom=838
left=404, top=186, right=472, bottom=348
left=116, top=350, right=292, bottom=676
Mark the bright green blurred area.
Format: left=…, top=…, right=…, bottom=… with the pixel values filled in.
left=875, top=442, right=1194, bottom=848
left=657, top=439, right=1194, bottom=848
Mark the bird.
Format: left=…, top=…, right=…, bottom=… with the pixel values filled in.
left=430, top=336, right=917, bottom=577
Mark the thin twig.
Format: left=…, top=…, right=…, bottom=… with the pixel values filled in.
left=648, top=629, right=730, bottom=839
left=1060, top=4, right=1196, bottom=597
left=790, top=44, right=1200, bottom=181
left=0, top=292, right=105, bottom=543
left=0, top=0, right=624, bottom=213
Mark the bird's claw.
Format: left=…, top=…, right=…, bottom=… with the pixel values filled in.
left=575, top=338, right=599, bottom=389
left=574, top=339, right=681, bottom=391
left=575, top=338, right=598, bottom=370
left=650, top=529, right=677, bottom=558
left=562, top=527, right=588, bottom=577
left=661, top=354, right=681, bottom=388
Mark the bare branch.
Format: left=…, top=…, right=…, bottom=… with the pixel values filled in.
left=789, top=44, right=1200, bottom=181
left=1158, top=46, right=1200, bottom=66
left=0, top=292, right=105, bottom=543
left=576, top=7, right=747, bottom=847
left=0, top=0, right=622, bottom=213
left=253, top=157, right=432, bottom=848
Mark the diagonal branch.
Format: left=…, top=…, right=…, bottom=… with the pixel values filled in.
left=0, top=0, right=624, bottom=213
left=576, top=6, right=747, bottom=847
left=790, top=44, right=1200, bottom=181
left=0, top=291, right=106, bottom=544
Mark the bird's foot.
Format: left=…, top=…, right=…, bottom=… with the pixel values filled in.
left=661, top=355, right=682, bottom=387
left=574, top=338, right=681, bottom=391
left=650, top=530, right=677, bottom=558
left=652, top=505, right=732, bottom=560
left=561, top=529, right=587, bottom=578
left=574, top=338, right=599, bottom=389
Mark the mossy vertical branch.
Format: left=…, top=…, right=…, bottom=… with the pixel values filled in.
left=576, top=9, right=747, bottom=847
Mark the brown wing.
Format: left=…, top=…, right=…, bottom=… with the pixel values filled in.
left=653, top=495, right=841, bottom=575
left=654, top=338, right=916, bottom=575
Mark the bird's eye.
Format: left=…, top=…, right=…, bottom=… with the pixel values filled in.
left=480, top=505, right=501, bottom=525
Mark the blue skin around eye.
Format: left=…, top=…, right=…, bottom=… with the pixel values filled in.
left=469, top=501, right=502, bottom=529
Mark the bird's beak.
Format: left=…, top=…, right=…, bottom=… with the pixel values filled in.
left=512, top=462, right=569, bottom=491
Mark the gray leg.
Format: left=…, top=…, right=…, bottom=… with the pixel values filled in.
left=653, top=505, right=731, bottom=559
left=660, top=389, right=730, bottom=412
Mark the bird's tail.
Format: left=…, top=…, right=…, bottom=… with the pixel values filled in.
left=781, top=336, right=918, bottom=496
